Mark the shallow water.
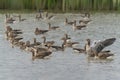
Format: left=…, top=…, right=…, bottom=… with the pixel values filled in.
left=0, top=13, right=120, bottom=80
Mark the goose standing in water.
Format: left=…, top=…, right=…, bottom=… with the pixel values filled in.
left=85, top=38, right=116, bottom=59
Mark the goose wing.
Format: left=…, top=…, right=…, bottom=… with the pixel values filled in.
left=91, top=38, right=116, bottom=54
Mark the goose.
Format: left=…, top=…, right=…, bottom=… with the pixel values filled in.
left=45, top=12, right=54, bottom=20
left=79, top=20, right=87, bottom=26
left=7, top=29, right=23, bottom=35
left=72, top=20, right=86, bottom=31
left=64, top=18, right=75, bottom=25
left=48, top=23, right=60, bottom=30
left=5, top=26, right=22, bottom=34
left=34, top=28, right=40, bottom=35
left=19, top=41, right=35, bottom=51
left=20, top=41, right=40, bottom=51
left=11, top=41, right=25, bottom=48
left=10, top=37, right=23, bottom=48
left=36, top=13, right=43, bottom=20
left=41, top=36, right=55, bottom=48
left=80, top=12, right=90, bottom=18
left=50, top=43, right=65, bottom=51
left=79, top=19, right=92, bottom=24
left=33, top=38, right=41, bottom=46
left=31, top=47, right=52, bottom=60
left=33, top=47, right=50, bottom=53
left=61, top=33, right=71, bottom=42
left=64, top=41, right=79, bottom=48
left=34, top=28, right=49, bottom=35
left=18, top=14, right=26, bottom=22
left=26, top=38, right=41, bottom=47
left=18, top=41, right=27, bottom=50
left=5, top=31, right=19, bottom=40
left=5, top=27, right=22, bottom=40
left=79, top=13, right=92, bottom=24
left=5, top=18, right=16, bottom=24
left=62, top=38, right=79, bottom=47
left=5, top=26, right=22, bottom=32
left=6, top=28, right=23, bottom=41
left=5, top=13, right=10, bottom=18
left=85, top=38, right=116, bottom=59
left=25, top=38, right=41, bottom=52
left=10, top=37, right=23, bottom=42
left=35, top=9, right=44, bottom=20
left=5, top=14, right=16, bottom=24
left=25, top=40, right=36, bottom=52
left=8, top=31, right=22, bottom=38
left=73, top=48, right=85, bottom=53
left=5, top=26, right=12, bottom=31
left=6, top=26, right=22, bottom=37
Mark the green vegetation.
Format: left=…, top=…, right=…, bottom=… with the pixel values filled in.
left=0, top=0, right=120, bottom=12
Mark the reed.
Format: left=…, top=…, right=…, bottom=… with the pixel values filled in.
left=0, top=0, right=120, bottom=12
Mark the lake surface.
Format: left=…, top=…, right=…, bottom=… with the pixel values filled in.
left=0, top=13, right=120, bottom=80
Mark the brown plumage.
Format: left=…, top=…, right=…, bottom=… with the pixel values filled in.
left=80, top=13, right=91, bottom=24
left=64, top=18, right=75, bottom=25
left=73, top=48, right=85, bottom=53
left=51, top=43, right=65, bottom=51
left=72, top=20, right=86, bottom=31
left=48, top=23, right=60, bottom=30
left=45, top=12, right=54, bottom=20
left=35, top=12, right=43, bottom=20
left=34, top=28, right=49, bottom=35
left=62, top=38, right=79, bottom=47
left=61, top=33, right=71, bottom=41
left=42, top=36, right=55, bottom=48
left=18, top=14, right=26, bottom=22
left=85, top=38, right=116, bottom=59
left=31, top=47, right=52, bottom=60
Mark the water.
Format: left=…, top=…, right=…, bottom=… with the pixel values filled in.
left=0, top=13, right=120, bottom=80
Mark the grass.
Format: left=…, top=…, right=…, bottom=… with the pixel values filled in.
left=0, top=0, right=120, bottom=12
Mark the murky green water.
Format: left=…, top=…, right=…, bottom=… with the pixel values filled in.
left=0, top=13, right=120, bottom=80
